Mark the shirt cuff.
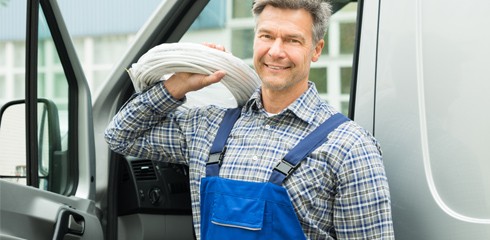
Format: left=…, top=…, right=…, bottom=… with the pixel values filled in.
left=142, top=81, right=186, bottom=113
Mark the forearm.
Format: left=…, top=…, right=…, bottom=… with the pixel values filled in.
left=104, top=82, right=185, bottom=159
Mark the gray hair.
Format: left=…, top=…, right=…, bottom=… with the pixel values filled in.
left=252, top=0, right=332, bottom=44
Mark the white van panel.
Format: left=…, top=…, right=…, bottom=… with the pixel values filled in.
left=358, top=0, right=490, bottom=238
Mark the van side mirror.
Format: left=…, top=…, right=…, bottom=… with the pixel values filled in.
left=0, top=99, right=61, bottom=191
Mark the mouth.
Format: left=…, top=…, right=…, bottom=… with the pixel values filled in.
left=265, top=63, right=289, bottom=71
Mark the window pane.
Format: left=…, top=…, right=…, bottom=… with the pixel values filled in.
left=38, top=41, right=46, bottom=67
left=0, top=0, right=27, bottom=185
left=321, top=34, right=329, bottom=55
left=232, top=0, right=253, bottom=18
left=14, top=74, right=25, bottom=98
left=340, top=22, right=356, bottom=54
left=0, top=103, right=27, bottom=185
left=231, top=29, right=254, bottom=59
left=341, top=101, right=349, bottom=115
left=37, top=73, right=46, bottom=97
left=53, top=72, right=68, bottom=99
left=340, top=67, right=352, bottom=94
left=310, top=67, right=328, bottom=93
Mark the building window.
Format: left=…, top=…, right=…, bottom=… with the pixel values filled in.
left=231, top=28, right=254, bottom=59
left=340, top=67, right=352, bottom=94
left=310, top=67, right=328, bottom=94
left=232, top=0, right=253, bottom=19
left=339, top=22, right=356, bottom=55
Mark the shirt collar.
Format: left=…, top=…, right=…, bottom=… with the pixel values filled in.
left=243, top=82, right=324, bottom=124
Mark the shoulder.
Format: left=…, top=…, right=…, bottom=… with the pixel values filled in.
left=313, top=112, right=383, bottom=172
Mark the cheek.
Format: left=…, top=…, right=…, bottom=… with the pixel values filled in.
left=253, top=42, right=267, bottom=57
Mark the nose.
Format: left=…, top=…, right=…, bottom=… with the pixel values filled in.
left=267, top=39, right=285, bottom=58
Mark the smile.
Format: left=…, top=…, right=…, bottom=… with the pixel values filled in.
left=265, top=63, right=289, bottom=70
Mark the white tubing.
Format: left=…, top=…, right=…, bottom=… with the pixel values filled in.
left=127, top=42, right=261, bottom=107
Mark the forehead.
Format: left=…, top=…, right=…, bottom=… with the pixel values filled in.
left=256, top=5, right=314, bottom=35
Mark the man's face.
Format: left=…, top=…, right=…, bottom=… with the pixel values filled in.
left=253, top=5, right=324, bottom=93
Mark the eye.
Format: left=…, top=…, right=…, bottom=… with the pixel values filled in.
left=261, top=34, right=272, bottom=39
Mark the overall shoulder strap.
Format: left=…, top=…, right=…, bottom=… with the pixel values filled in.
left=269, top=113, right=350, bottom=185
left=206, top=108, right=241, bottom=176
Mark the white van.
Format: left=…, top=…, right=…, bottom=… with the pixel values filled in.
left=0, top=0, right=489, bottom=239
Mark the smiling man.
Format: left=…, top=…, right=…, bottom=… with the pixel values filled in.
left=105, top=0, right=394, bottom=239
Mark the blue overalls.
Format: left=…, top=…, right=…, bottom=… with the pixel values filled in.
left=200, top=108, right=349, bottom=239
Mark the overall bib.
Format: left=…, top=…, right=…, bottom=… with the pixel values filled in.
left=200, top=108, right=349, bottom=239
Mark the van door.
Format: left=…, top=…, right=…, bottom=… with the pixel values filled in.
left=354, top=0, right=490, bottom=238
left=0, top=0, right=103, bottom=239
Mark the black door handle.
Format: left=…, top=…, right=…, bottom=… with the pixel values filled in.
left=53, top=209, right=85, bottom=240
left=67, top=214, right=85, bottom=234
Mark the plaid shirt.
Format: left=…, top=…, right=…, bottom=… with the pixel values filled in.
left=105, top=82, right=394, bottom=239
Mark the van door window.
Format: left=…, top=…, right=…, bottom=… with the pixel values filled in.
left=0, top=1, right=28, bottom=186
left=0, top=2, right=70, bottom=194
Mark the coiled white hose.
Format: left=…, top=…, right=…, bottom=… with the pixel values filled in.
left=127, top=42, right=261, bottom=107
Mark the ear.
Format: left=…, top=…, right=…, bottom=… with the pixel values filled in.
left=311, top=39, right=325, bottom=62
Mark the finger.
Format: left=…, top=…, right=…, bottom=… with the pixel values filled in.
left=203, top=70, right=226, bottom=86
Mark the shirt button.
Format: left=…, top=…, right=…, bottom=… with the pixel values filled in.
left=264, top=124, right=271, bottom=130
left=252, top=155, right=259, bottom=161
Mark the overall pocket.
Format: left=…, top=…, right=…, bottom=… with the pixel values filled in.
left=211, top=193, right=265, bottom=230
left=205, top=193, right=272, bottom=239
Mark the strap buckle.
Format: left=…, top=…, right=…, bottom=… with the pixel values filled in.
left=206, top=148, right=227, bottom=166
left=274, top=159, right=300, bottom=177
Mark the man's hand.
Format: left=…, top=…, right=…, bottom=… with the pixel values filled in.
left=163, top=70, right=226, bottom=100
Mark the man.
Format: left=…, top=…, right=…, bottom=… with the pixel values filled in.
left=105, top=0, right=394, bottom=239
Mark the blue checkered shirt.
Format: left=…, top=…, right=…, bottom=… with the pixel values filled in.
left=105, top=82, right=394, bottom=239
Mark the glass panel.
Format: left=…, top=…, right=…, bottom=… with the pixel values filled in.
left=14, top=74, right=25, bottom=98
left=37, top=73, right=46, bottom=97
left=231, top=29, right=254, bottom=59
left=339, top=22, right=356, bottom=54
left=341, top=101, right=349, bottom=116
left=0, top=103, right=27, bottom=185
left=232, top=0, right=253, bottom=18
left=310, top=67, right=328, bottom=93
left=0, top=0, right=27, bottom=184
left=53, top=73, right=68, bottom=99
left=38, top=41, right=46, bottom=67
left=340, top=67, right=352, bottom=94
left=321, top=34, right=329, bottom=55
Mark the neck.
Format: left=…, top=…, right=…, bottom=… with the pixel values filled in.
left=261, top=82, right=308, bottom=114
